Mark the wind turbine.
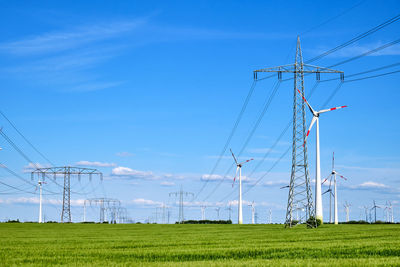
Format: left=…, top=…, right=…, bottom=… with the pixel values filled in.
left=225, top=204, right=232, bottom=221
left=215, top=207, right=220, bottom=220
left=230, top=148, right=253, bottom=224
left=371, top=200, right=381, bottom=223
left=37, top=180, right=46, bottom=223
left=201, top=205, right=206, bottom=220
left=344, top=201, right=351, bottom=222
left=297, top=89, right=347, bottom=223
left=363, top=206, right=369, bottom=223
left=248, top=201, right=255, bottom=224
left=322, top=152, right=349, bottom=224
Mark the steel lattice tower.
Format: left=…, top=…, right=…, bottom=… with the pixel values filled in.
left=254, top=36, right=343, bottom=227
left=169, top=186, right=193, bottom=223
left=31, top=166, right=103, bottom=223
left=62, top=170, right=71, bottom=222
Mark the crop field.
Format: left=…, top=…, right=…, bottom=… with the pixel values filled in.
left=0, top=223, right=400, bottom=266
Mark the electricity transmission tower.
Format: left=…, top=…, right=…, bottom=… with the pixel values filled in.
left=169, top=186, right=193, bottom=223
left=254, top=36, right=343, bottom=227
left=85, top=198, right=120, bottom=223
left=32, top=166, right=102, bottom=223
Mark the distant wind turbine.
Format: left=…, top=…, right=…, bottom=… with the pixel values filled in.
left=322, top=152, right=349, bottom=224
left=230, top=149, right=253, bottom=224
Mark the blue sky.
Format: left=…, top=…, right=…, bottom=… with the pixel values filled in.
left=0, top=0, right=399, bottom=223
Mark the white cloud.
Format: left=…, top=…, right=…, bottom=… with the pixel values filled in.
left=160, top=181, right=175, bottom=187
left=111, top=167, right=158, bottom=180
left=0, top=197, right=84, bottom=206
left=263, top=180, right=288, bottom=187
left=130, top=198, right=162, bottom=206
left=0, top=19, right=146, bottom=55
left=201, top=174, right=224, bottom=181
left=354, top=181, right=388, bottom=189
left=22, top=163, right=49, bottom=173
left=76, top=161, right=116, bottom=168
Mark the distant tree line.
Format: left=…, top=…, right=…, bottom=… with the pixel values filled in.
left=177, top=220, right=232, bottom=224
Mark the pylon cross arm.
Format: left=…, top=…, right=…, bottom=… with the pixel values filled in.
left=254, top=64, right=343, bottom=74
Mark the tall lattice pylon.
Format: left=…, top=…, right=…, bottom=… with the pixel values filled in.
left=31, top=166, right=103, bottom=223
left=254, top=36, right=343, bottom=227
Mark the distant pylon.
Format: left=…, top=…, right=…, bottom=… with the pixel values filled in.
left=31, top=166, right=103, bottom=223
left=169, top=186, right=193, bottom=223
left=254, top=36, right=343, bottom=227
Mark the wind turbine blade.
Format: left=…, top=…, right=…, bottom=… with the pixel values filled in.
left=336, top=172, right=348, bottom=180
left=318, top=105, right=347, bottom=114
left=296, top=88, right=316, bottom=114
left=232, top=167, right=239, bottom=187
left=230, top=149, right=238, bottom=165
left=322, top=189, right=331, bottom=195
left=280, top=185, right=289, bottom=189
left=332, top=152, right=335, bottom=170
left=304, top=116, right=317, bottom=145
left=239, top=158, right=254, bottom=165
left=322, top=174, right=331, bottom=185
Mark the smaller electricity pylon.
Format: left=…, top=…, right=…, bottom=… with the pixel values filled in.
left=31, top=166, right=102, bottom=223
left=84, top=198, right=120, bottom=223
left=169, top=186, right=193, bottom=223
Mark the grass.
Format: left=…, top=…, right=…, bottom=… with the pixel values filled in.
left=0, top=223, right=399, bottom=266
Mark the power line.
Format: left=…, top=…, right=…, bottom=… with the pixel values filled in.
left=328, top=38, right=400, bottom=68
left=344, top=69, right=400, bottom=83
left=202, top=81, right=282, bottom=201
left=305, top=13, right=400, bottom=63
left=218, top=81, right=321, bottom=202
left=193, top=80, right=258, bottom=200
left=0, top=110, right=55, bottom=166
left=301, top=0, right=366, bottom=36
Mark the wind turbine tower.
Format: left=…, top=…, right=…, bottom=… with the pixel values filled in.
left=38, top=180, right=46, bottom=223
left=297, top=88, right=347, bottom=224
left=230, top=149, right=253, bottom=224
left=371, top=201, right=381, bottom=223
left=226, top=204, right=232, bottom=221
left=322, top=152, right=349, bottom=224
left=344, top=202, right=351, bottom=222
left=215, top=207, right=220, bottom=220
left=253, top=37, right=344, bottom=227
left=201, top=205, right=206, bottom=220
left=248, top=201, right=255, bottom=224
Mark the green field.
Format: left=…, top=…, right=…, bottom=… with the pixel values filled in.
left=0, top=223, right=400, bottom=266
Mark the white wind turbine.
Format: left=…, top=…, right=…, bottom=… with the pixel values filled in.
left=322, top=152, right=349, bottom=224
left=230, top=148, right=253, bottom=224
left=248, top=201, right=255, bottom=224
left=344, top=201, right=351, bottom=222
left=297, top=89, right=347, bottom=223
left=37, top=179, right=46, bottom=223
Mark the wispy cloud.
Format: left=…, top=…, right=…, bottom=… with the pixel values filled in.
left=0, top=20, right=146, bottom=55
left=116, top=152, right=134, bottom=157
left=0, top=197, right=84, bottom=206
left=160, top=181, right=175, bottom=187
left=76, top=161, right=116, bottom=168
left=130, top=198, right=163, bottom=206
left=201, top=174, right=253, bottom=183
left=22, top=163, right=50, bottom=173
left=247, top=148, right=279, bottom=154
left=0, top=18, right=147, bottom=92
left=310, top=41, right=400, bottom=58
left=111, top=167, right=158, bottom=180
